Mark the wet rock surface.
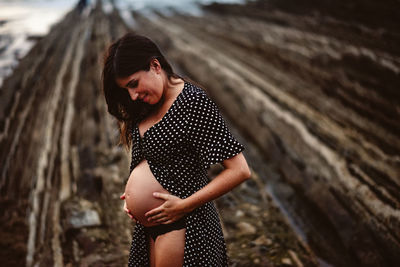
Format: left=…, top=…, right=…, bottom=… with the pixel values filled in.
left=131, top=1, right=400, bottom=266
left=0, top=0, right=399, bottom=266
left=0, top=2, right=132, bottom=266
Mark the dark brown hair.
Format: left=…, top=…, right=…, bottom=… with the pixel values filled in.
left=102, top=32, right=181, bottom=150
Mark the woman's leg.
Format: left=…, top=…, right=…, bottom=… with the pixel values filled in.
left=154, top=228, right=186, bottom=267
left=148, top=234, right=156, bottom=267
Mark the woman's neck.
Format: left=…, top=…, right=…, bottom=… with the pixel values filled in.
left=163, top=77, right=184, bottom=102
left=145, top=77, right=184, bottom=120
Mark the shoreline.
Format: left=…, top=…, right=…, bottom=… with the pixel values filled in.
left=0, top=1, right=76, bottom=88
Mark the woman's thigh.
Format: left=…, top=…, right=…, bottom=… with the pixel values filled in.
left=154, top=228, right=186, bottom=267
left=149, top=236, right=156, bottom=267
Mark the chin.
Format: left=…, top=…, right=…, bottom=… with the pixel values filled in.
left=135, top=96, right=163, bottom=110
left=148, top=99, right=158, bottom=105
left=148, top=96, right=163, bottom=105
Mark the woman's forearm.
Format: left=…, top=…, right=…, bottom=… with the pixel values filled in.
left=182, top=167, right=251, bottom=213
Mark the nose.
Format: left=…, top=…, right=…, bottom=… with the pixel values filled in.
left=128, top=88, right=139, bottom=101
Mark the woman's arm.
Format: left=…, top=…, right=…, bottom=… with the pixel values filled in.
left=182, top=152, right=251, bottom=212
left=145, top=152, right=251, bottom=224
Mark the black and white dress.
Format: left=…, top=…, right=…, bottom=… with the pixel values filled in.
left=128, top=81, right=245, bottom=266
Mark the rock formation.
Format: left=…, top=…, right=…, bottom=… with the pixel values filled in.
left=0, top=2, right=132, bottom=266
left=130, top=1, right=400, bottom=266
left=1, top=0, right=399, bottom=266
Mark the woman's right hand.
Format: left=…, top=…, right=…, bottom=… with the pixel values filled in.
left=120, top=192, right=137, bottom=222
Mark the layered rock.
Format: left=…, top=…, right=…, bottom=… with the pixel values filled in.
left=1, top=0, right=398, bottom=266
left=0, top=2, right=132, bottom=266
left=0, top=1, right=318, bottom=265
left=130, top=1, right=400, bottom=266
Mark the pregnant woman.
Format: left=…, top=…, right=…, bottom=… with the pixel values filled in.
left=102, top=33, right=251, bottom=267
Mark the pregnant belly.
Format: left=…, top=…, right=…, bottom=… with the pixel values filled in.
left=125, top=159, right=169, bottom=226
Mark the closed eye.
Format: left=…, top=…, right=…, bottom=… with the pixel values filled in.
left=126, top=79, right=138, bottom=89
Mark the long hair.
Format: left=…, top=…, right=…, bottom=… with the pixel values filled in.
left=102, top=33, right=181, bottom=150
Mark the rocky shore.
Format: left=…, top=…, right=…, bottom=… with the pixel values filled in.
left=0, top=1, right=399, bottom=266
left=0, top=3, right=132, bottom=266
left=131, top=1, right=400, bottom=266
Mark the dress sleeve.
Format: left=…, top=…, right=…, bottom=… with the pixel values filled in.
left=187, top=92, right=245, bottom=169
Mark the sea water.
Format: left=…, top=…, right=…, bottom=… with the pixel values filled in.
left=0, top=0, right=75, bottom=87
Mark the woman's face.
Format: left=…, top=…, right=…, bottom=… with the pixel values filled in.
left=116, top=61, right=164, bottom=105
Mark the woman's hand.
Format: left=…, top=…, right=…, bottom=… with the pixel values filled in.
left=145, top=192, right=189, bottom=224
left=120, top=193, right=137, bottom=222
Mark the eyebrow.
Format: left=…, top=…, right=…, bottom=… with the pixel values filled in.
left=125, top=79, right=137, bottom=88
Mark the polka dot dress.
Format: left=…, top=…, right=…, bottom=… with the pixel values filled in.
left=128, top=81, right=245, bottom=266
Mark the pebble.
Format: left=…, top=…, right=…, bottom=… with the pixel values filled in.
left=249, top=204, right=261, bottom=212
left=68, top=209, right=101, bottom=229
left=282, top=257, right=292, bottom=265
left=258, top=245, right=268, bottom=253
left=236, top=222, right=257, bottom=236
left=235, top=210, right=245, bottom=217
left=64, top=198, right=102, bottom=229
left=252, top=235, right=273, bottom=246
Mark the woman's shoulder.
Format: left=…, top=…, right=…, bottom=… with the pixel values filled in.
left=181, top=80, right=212, bottom=106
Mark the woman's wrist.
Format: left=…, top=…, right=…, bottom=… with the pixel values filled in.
left=181, top=197, right=198, bottom=214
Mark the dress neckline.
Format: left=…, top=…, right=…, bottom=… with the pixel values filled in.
left=137, top=80, right=187, bottom=140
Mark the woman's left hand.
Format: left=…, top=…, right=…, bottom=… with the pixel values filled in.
left=145, top=192, right=188, bottom=224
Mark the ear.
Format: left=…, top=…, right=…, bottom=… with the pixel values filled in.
left=150, top=58, right=161, bottom=74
